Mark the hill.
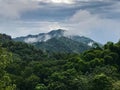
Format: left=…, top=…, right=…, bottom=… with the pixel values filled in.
left=14, top=29, right=100, bottom=53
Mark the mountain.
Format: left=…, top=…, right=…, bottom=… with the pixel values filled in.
left=0, top=33, right=12, bottom=41
left=14, top=29, right=65, bottom=43
left=14, top=29, right=100, bottom=53
left=34, top=37, right=92, bottom=53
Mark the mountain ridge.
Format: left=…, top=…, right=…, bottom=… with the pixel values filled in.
left=14, top=29, right=66, bottom=43
left=14, top=29, right=95, bottom=44
left=14, top=29, right=101, bottom=53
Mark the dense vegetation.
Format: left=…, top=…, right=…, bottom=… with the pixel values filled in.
left=0, top=34, right=120, bottom=90
left=34, top=37, right=91, bottom=53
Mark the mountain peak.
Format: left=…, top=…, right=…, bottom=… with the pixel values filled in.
left=48, top=29, right=66, bottom=37
left=0, top=34, right=12, bottom=41
left=49, top=29, right=66, bottom=33
left=14, top=29, right=98, bottom=46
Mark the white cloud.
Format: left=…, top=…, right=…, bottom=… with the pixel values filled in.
left=66, top=9, right=120, bottom=43
left=69, top=10, right=98, bottom=23
left=24, top=37, right=38, bottom=43
left=49, top=22, right=67, bottom=30
left=50, top=0, right=74, bottom=4
left=33, top=0, right=74, bottom=4
left=0, top=0, right=40, bottom=19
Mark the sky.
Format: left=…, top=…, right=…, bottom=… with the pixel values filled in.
left=0, top=0, right=120, bottom=44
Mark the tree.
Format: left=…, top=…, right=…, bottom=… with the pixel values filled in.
left=91, top=73, right=112, bottom=90
left=25, top=74, right=40, bottom=90
left=0, top=47, right=16, bottom=90
left=35, top=84, right=47, bottom=90
left=104, top=55, right=113, bottom=65
left=112, top=81, right=120, bottom=90
left=48, top=82, right=67, bottom=90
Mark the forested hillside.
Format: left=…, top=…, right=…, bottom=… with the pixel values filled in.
left=14, top=29, right=98, bottom=53
left=34, top=37, right=91, bottom=53
left=0, top=33, right=120, bottom=90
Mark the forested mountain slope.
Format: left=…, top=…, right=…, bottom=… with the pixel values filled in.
left=14, top=29, right=100, bottom=53
left=0, top=33, right=120, bottom=90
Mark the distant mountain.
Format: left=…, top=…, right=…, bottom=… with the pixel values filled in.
left=34, top=37, right=91, bottom=53
left=14, top=29, right=65, bottom=43
left=0, top=33, right=12, bottom=41
left=14, top=29, right=100, bottom=53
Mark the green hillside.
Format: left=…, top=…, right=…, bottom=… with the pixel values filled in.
left=34, top=37, right=91, bottom=53
left=0, top=34, right=120, bottom=90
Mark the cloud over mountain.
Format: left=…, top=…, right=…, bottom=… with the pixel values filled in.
left=0, top=0, right=120, bottom=44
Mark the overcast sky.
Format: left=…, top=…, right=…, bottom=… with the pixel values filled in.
left=0, top=0, right=120, bottom=44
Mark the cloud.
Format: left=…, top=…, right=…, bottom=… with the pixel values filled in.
left=1, top=8, right=120, bottom=44
left=0, top=0, right=120, bottom=44
left=34, top=0, right=74, bottom=4
left=0, top=0, right=40, bottom=19
left=0, top=0, right=119, bottom=20
left=51, top=0, right=74, bottom=4
left=0, top=21, right=66, bottom=37
left=69, top=10, right=98, bottom=22
left=65, top=9, right=120, bottom=43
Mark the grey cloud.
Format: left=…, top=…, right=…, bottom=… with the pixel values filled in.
left=0, top=0, right=40, bottom=19
left=21, top=0, right=120, bottom=21
left=0, top=0, right=119, bottom=21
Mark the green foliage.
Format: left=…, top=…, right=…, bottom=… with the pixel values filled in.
left=35, top=37, right=91, bottom=53
left=1, top=34, right=120, bottom=90
left=25, top=74, right=40, bottom=90
left=112, top=81, right=120, bottom=90
left=91, top=73, right=112, bottom=90
left=35, top=84, right=47, bottom=90
left=0, top=47, right=16, bottom=90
